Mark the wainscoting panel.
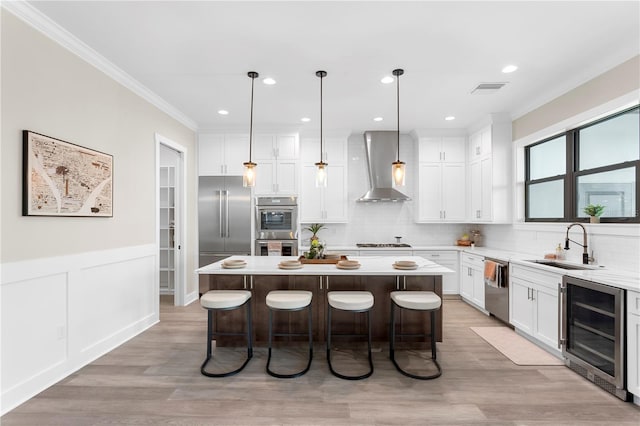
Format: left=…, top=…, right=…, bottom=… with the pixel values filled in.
left=0, top=244, right=158, bottom=415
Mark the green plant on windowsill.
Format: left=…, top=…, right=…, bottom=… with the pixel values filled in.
left=583, top=204, right=605, bottom=223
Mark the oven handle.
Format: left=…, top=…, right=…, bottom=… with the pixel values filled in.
left=557, top=282, right=565, bottom=350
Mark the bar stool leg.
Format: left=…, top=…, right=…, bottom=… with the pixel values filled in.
left=266, top=303, right=313, bottom=379
left=389, top=300, right=441, bottom=380
left=201, top=299, right=253, bottom=378
left=326, top=304, right=374, bottom=380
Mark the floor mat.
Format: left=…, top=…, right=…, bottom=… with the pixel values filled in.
left=470, top=326, right=564, bottom=366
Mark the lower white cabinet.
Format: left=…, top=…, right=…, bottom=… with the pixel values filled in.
left=414, top=250, right=459, bottom=295
left=460, top=253, right=484, bottom=308
left=627, top=290, right=640, bottom=399
left=509, top=264, right=562, bottom=356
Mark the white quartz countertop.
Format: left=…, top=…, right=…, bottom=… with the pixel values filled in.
left=197, top=255, right=454, bottom=276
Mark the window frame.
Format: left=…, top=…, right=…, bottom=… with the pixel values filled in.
left=525, top=105, right=640, bottom=223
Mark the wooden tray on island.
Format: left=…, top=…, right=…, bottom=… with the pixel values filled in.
left=298, top=255, right=348, bottom=264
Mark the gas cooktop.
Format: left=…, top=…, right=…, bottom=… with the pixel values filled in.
left=356, top=243, right=412, bottom=248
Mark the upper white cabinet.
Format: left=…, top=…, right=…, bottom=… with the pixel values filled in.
left=419, top=137, right=466, bottom=163
left=299, top=137, right=348, bottom=222
left=415, top=136, right=466, bottom=222
left=469, top=127, right=492, bottom=160
left=198, top=134, right=248, bottom=176
left=467, top=118, right=512, bottom=223
left=253, top=134, right=299, bottom=195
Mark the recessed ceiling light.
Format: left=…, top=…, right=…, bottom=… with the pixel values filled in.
left=373, top=117, right=383, bottom=122
left=218, top=110, right=229, bottom=115
left=380, top=76, right=394, bottom=84
left=301, top=117, right=311, bottom=122
left=502, top=65, right=518, bottom=73
left=445, top=116, right=455, bottom=121
left=263, top=77, right=276, bottom=85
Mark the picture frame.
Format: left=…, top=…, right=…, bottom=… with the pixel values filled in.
left=23, top=130, right=113, bottom=217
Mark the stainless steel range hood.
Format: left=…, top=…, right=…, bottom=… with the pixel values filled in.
left=357, top=131, right=411, bottom=202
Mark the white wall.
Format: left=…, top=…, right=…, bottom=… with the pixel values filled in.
left=1, top=10, right=197, bottom=414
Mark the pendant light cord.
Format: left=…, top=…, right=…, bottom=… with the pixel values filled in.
left=396, top=70, right=400, bottom=162
left=248, top=72, right=257, bottom=162
left=316, top=70, right=327, bottom=164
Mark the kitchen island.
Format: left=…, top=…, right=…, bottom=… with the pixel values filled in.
left=197, top=255, right=453, bottom=346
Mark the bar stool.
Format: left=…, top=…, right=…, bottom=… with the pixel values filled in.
left=326, top=291, right=374, bottom=380
left=200, top=290, right=253, bottom=377
left=389, top=290, right=442, bottom=380
left=265, top=290, right=314, bottom=378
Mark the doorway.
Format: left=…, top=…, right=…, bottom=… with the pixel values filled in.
left=156, top=134, right=186, bottom=306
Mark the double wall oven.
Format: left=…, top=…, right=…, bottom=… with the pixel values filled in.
left=559, top=275, right=629, bottom=400
left=255, top=196, right=298, bottom=256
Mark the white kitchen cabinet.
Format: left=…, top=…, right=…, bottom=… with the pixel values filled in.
left=417, top=163, right=466, bottom=222
left=467, top=119, right=512, bottom=223
left=414, top=250, right=459, bottom=295
left=299, top=137, right=348, bottom=222
left=509, top=264, right=562, bottom=356
left=300, top=163, right=347, bottom=222
left=468, top=126, right=491, bottom=160
left=416, top=136, right=466, bottom=223
left=253, top=134, right=299, bottom=195
left=460, top=253, right=484, bottom=308
left=627, top=290, right=640, bottom=400
left=419, top=137, right=466, bottom=163
left=469, top=156, right=492, bottom=221
left=198, top=133, right=247, bottom=176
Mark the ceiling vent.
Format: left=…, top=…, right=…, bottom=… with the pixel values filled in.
left=471, top=82, right=507, bottom=95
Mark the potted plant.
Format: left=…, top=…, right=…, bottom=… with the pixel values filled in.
left=304, top=223, right=326, bottom=242
left=583, top=204, right=605, bottom=223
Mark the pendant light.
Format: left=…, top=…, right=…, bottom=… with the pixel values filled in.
left=391, top=68, right=406, bottom=187
left=243, top=71, right=259, bottom=187
left=315, top=70, right=328, bottom=187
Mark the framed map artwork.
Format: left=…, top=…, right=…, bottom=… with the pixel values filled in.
left=23, top=131, right=113, bottom=217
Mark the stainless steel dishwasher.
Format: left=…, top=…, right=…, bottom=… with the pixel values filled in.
left=484, top=257, right=509, bottom=324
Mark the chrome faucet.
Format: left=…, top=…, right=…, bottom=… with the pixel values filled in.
left=565, top=223, right=589, bottom=264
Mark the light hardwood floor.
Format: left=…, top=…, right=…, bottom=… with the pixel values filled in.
left=2, top=296, right=639, bottom=425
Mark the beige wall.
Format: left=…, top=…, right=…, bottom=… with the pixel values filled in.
left=513, top=55, right=640, bottom=141
left=1, top=12, right=197, bottom=291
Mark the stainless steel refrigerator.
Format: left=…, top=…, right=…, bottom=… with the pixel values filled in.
left=198, top=176, right=251, bottom=292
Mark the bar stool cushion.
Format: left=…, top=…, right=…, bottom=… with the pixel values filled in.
left=391, top=291, right=441, bottom=311
left=328, top=291, right=374, bottom=311
left=266, top=290, right=312, bottom=310
left=201, top=290, right=252, bottom=310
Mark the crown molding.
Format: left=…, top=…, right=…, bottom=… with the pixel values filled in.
left=2, top=1, right=198, bottom=131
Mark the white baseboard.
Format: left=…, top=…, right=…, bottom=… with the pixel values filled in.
left=1, top=244, right=158, bottom=415
left=184, top=290, right=199, bottom=306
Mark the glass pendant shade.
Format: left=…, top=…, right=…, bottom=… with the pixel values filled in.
left=392, top=160, right=406, bottom=187
left=243, top=161, right=257, bottom=187
left=315, top=162, right=328, bottom=187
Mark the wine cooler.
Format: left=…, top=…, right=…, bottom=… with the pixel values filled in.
left=559, top=276, right=629, bottom=401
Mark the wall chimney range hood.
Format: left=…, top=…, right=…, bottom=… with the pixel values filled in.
left=357, top=131, right=411, bottom=202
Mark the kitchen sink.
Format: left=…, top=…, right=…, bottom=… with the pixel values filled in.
left=523, top=260, right=595, bottom=270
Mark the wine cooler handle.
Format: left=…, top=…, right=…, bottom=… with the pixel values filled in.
left=557, top=282, right=565, bottom=350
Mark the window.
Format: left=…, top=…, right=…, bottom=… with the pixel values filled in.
left=525, top=106, right=639, bottom=223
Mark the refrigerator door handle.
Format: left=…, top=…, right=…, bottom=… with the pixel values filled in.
left=225, top=190, right=230, bottom=238
left=218, top=190, right=224, bottom=238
